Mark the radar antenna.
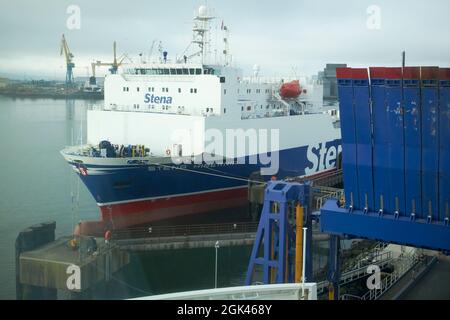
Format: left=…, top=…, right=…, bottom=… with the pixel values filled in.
left=177, top=5, right=215, bottom=64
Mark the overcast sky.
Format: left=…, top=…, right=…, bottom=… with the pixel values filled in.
left=0, top=0, right=449, bottom=79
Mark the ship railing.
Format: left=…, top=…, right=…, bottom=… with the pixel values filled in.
left=314, top=187, right=344, bottom=210
left=132, top=283, right=318, bottom=300
left=88, top=103, right=200, bottom=116
left=111, top=221, right=259, bottom=240
left=357, top=252, right=421, bottom=300
left=342, top=242, right=390, bottom=271
left=241, top=76, right=321, bottom=86
left=316, top=250, right=394, bottom=294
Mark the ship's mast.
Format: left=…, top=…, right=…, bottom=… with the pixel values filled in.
left=192, top=5, right=215, bottom=65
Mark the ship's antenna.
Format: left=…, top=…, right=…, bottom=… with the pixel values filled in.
left=148, top=40, right=156, bottom=63
left=192, top=5, right=215, bottom=64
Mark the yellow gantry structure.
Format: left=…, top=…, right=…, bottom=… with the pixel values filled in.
left=60, top=34, right=75, bottom=84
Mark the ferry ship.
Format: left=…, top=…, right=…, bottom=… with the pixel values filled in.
left=61, top=6, right=341, bottom=234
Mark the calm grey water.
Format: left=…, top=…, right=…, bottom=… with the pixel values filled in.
left=0, top=96, right=251, bottom=299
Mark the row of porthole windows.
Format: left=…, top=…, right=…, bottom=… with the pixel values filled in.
left=241, top=104, right=282, bottom=111
left=133, top=104, right=176, bottom=110
left=133, top=68, right=210, bottom=75
left=146, top=105, right=173, bottom=110
left=124, top=87, right=197, bottom=94
left=242, top=89, right=271, bottom=94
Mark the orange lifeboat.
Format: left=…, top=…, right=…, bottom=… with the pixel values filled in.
left=279, top=80, right=302, bottom=99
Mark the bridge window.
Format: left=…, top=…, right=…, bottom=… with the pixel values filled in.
left=178, top=88, right=181, bottom=93
left=182, top=68, right=189, bottom=75
left=176, top=69, right=182, bottom=75
left=163, top=69, right=170, bottom=75
left=196, top=69, right=202, bottom=75
left=170, top=68, right=176, bottom=75
left=189, top=68, right=195, bottom=75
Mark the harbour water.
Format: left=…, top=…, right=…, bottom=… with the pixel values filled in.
left=0, top=96, right=253, bottom=299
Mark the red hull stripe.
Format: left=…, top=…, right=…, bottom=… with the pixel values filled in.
left=99, top=187, right=248, bottom=229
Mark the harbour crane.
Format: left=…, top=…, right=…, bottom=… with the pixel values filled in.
left=89, top=41, right=130, bottom=86
left=96, top=41, right=129, bottom=74
left=60, top=34, right=75, bottom=85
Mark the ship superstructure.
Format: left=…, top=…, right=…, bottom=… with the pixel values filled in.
left=61, top=5, right=341, bottom=234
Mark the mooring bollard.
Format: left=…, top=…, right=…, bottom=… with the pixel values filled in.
left=15, top=221, right=57, bottom=300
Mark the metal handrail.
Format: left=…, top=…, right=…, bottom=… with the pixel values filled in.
left=111, top=222, right=259, bottom=240
left=343, top=242, right=388, bottom=271
left=317, top=251, right=393, bottom=292
left=359, top=253, right=420, bottom=300
left=315, top=189, right=344, bottom=209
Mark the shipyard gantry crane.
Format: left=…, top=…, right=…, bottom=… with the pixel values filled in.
left=60, top=34, right=75, bottom=85
left=95, top=41, right=128, bottom=75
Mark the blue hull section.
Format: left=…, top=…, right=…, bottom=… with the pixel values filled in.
left=75, top=141, right=341, bottom=205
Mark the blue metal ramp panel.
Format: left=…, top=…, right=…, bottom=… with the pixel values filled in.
left=421, top=67, right=440, bottom=221
left=385, top=68, right=406, bottom=216
left=336, top=68, right=359, bottom=209
left=353, top=69, right=374, bottom=211
left=370, top=68, right=390, bottom=214
left=439, top=68, right=450, bottom=222
left=403, top=67, right=422, bottom=217
left=320, top=200, right=450, bottom=252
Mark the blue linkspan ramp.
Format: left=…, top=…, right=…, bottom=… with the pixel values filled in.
left=322, top=66, right=450, bottom=252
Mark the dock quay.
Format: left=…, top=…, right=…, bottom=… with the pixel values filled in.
left=16, top=222, right=128, bottom=299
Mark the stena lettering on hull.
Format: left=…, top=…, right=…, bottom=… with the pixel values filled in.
left=305, top=142, right=343, bottom=175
